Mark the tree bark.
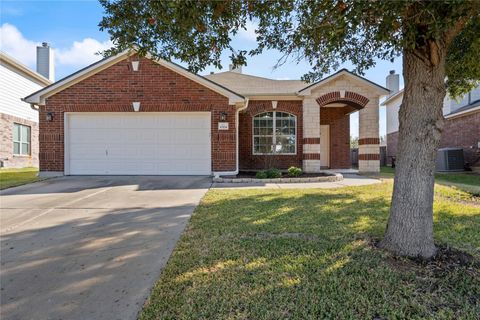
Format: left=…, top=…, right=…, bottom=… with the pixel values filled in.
left=379, top=46, right=447, bottom=259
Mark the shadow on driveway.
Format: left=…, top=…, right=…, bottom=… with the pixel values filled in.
left=0, top=176, right=210, bottom=320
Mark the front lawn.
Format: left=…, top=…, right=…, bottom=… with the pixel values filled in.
left=0, top=167, right=41, bottom=190
left=141, top=182, right=479, bottom=319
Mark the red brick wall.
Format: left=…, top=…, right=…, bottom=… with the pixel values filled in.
left=239, top=100, right=303, bottom=170
left=440, top=112, right=480, bottom=166
left=320, top=107, right=355, bottom=169
left=39, top=56, right=236, bottom=172
left=387, top=111, right=480, bottom=167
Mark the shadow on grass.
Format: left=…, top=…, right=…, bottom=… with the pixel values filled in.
left=141, top=187, right=480, bottom=319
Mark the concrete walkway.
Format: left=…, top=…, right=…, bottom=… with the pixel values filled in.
left=212, top=174, right=381, bottom=189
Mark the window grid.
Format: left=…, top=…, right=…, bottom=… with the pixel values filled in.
left=13, top=123, right=31, bottom=156
left=253, top=112, right=296, bottom=155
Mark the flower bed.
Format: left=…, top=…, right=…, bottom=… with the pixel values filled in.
left=213, top=171, right=343, bottom=183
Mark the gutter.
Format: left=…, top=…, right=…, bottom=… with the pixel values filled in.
left=444, top=105, right=480, bottom=119
left=213, top=98, right=249, bottom=177
left=21, top=98, right=40, bottom=111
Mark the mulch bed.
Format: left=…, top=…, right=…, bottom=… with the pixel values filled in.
left=231, top=171, right=335, bottom=179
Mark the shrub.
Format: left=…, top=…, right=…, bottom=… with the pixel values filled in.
left=287, top=166, right=303, bottom=177
left=255, top=171, right=268, bottom=179
left=266, top=168, right=282, bottom=178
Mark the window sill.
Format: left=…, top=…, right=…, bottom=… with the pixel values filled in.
left=13, top=154, right=31, bottom=158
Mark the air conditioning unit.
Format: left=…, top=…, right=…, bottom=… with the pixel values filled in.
left=436, top=148, right=464, bottom=172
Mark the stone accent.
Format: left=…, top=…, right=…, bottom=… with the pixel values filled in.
left=359, top=160, right=379, bottom=172
left=0, top=113, right=39, bottom=168
left=39, top=56, right=236, bottom=173
left=239, top=100, right=303, bottom=170
left=303, top=160, right=321, bottom=172
left=359, top=96, right=380, bottom=173
left=303, top=144, right=320, bottom=154
left=302, top=75, right=381, bottom=173
left=301, top=98, right=321, bottom=172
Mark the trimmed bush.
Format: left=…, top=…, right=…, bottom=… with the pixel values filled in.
left=287, top=166, right=303, bottom=177
left=266, top=168, right=282, bottom=178
left=255, top=171, right=268, bottom=179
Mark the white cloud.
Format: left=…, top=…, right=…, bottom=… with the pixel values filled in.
left=0, top=23, right=113, bottom=75
left=56, top=38, right=113, bottom=67
left=0, top=23, right=38, bottom=67
left=237, top=20, right=258, bottom=42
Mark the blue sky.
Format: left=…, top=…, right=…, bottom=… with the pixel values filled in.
left=1, top=0, right=404, bottom=138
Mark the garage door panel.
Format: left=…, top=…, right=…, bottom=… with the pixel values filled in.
left=67, top=113, right=212, bottom=175
left=70, top=145, right=106, bottom=159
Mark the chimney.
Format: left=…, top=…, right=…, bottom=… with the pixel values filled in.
left=37, top=42, right=55, bottom=82
left=386, top=70, right=399, bottom=96
left=229, top=64, right=242, bottom=74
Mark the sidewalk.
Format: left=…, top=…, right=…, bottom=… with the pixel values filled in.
left=211, top=174, right=381, bottom=189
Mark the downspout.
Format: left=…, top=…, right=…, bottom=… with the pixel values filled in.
left=213, top=98, right=249, bottom=177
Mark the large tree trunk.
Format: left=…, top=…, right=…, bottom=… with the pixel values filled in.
left=379, top=46, right=447, bottom=259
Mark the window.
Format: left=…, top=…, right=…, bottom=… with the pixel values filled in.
left=13, top=123, right=31, bottom=156
left=253, top=112, right=296, bottom=154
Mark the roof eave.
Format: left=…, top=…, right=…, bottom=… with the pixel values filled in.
left=1, top=51, right=52, bottom=87
left=24, top=48, right=245, bottom=106
left=297, top=69, right=390, bottom=96
left=380, top=90, right=404, bottom=106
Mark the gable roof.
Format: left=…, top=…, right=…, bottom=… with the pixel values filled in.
left=24, top=49, right=244, bottom=106
left=297, top=69, right=390, bottom=96
left=0, top=51, right=51, bottom=87
left=205, top=71, right=306, bottom=96
left=381, top=89, right=404, bottom=106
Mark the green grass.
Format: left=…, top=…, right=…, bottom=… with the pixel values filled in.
left=379, top=166, right=480, bottom=196
left=141, top=182, right=479, bottom=320
left=0, top=167, right=41, bottom=190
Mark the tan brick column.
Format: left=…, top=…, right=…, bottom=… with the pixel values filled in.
left=358, top=98, right=380, bottom=172
left=302, top=98, right=321, bottom=172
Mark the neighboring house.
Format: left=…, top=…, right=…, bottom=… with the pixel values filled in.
left=24, top=50, right=388, bottom=177
left=0, top=45, right=53, bottom=168
left=383, top=71, right=480, bottom=167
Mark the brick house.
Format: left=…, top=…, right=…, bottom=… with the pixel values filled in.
left=24, top=50, right=388, bottom=176
left=384, top=71, right=480, bottom=168
left=0, top=48, right=52, bottom=168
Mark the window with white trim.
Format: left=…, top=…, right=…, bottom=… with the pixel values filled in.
left=253, top=112, right=296, bottom=154
left=13, top=123, right=31, bottom=156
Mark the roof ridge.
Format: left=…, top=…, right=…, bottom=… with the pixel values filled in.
left=206, top=71, right=305, bottom=82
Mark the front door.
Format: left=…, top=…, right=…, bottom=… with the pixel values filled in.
left=320, top=125, right=330, bottom=168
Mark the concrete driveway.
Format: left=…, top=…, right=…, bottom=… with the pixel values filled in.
left=0, top=176, right=211, bottom=320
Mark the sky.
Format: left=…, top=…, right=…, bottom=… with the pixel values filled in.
left=0, top=0, right=404, bottom=138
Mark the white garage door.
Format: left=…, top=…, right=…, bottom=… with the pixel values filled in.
left=66, top=112, right=211, bottom=175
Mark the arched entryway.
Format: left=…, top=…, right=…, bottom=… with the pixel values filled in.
left=315, top=91, right=369, bottom=169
